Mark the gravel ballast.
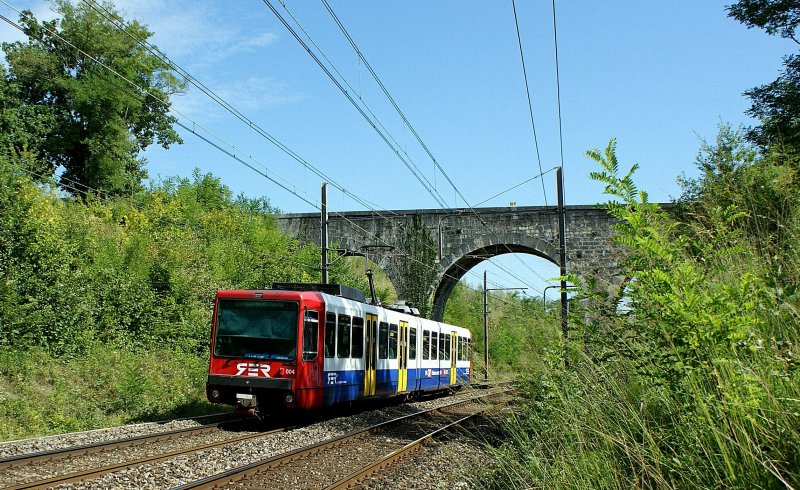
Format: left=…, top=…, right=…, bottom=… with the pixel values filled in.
left=2, top=386, right=510, bottom=490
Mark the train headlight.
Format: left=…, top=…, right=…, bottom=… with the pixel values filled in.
left=285, top=394, right=294, bottom=404
left=210, top=389, right=221, bottom=399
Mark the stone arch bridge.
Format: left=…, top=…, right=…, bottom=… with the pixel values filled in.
left=277, top=205, right=625, bottom=321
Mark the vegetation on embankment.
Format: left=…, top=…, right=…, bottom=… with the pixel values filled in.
left=0, top=156, right=371, bottom=440
left=479, top=135, right=800, bottom=488
left=476, top=2, right=800, bottom=486
left=0, top=345, right=209, bottom=440
left=443, top=282, right=559, bottom=377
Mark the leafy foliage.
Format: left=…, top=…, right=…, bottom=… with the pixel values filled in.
left=1, top=0, right=184, bottom=195
left=482, top=139, right=800, bottom=489
left=728, top=0, right=800, bottom=43
left=396, top=214, right=436, bottom=317
left=727, top=0, right=800, bottom=154
left=0, top=156, right=323, bottom=356
left=583, top=140, right=767, bottom=388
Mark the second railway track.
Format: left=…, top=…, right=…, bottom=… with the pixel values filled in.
left=176, top=388, right=512, bottom=489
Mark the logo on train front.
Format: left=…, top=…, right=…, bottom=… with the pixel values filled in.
left=235, top=362, right=271, bottom=377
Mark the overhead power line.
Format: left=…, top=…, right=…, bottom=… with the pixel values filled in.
left=0, top=0, right=315, bottom=207
left=551, top=0, right=566, bottom=172
left=75, top=0, right=524, bottom=292
left=473, top=166, right=557, bottom=207
left=302, top=1, right=556, bottom=290
left=79, top=0, right=390, bottom=216
left=511, top=0, right=550, bottom=212
left=75, top=0, right=540, bottom=295
left=321, top=0, right=465, bottom=207
left=266, top=0, right=554, bottom=293
left=263, top=0, right=449, bottom=209
left=2, top=0, right=553, bottom=297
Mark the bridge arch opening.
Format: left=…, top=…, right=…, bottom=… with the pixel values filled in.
left=431, top=240, right=560, bottom=322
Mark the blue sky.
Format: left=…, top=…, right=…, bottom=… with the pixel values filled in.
left=1, top=0, right=794, bottom=296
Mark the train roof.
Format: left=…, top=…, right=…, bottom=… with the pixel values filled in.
left=215, top=284, right=469, bottom=335
left=271, top=283, right=366, bottom=303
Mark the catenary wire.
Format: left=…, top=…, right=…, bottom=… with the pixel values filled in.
left=316, top=0, right=557, bottom=285
left=277, top=1, right=555, bottom=290
left=473, top=167, right=558, bottom=207
left=0, top=0, right=321, bottom=207
left=73, top=0, right=537, bottom=294
left=263, top=0, right=449, bottom=209
left=320, top=0, right=464, bottom=206
left=1, top=1, right=547, bottom=297
left=79, top=0, right=389, bottom=216
left=75, top=1, right=543, bottom=297
left=511, top=0, right=555, bottom=235
left=552, top=0, right=566, bottom=172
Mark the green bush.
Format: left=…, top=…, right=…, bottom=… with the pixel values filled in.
left=0, top=157, right=327, bottom=356
left=444, top=283, right=556, bottom=376
left=0, top=153, right=370, bottom=440
left=0, top=344, right=214, bottom=440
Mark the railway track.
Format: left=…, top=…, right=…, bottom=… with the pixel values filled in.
left=175, top=388, right=512, bottom=489
left=0, top=383, right=513, bottom=489
left=0, top=417, right=270, bottom=490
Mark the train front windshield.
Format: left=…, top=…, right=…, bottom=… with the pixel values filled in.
left=214, top=300, right=299, bottom=360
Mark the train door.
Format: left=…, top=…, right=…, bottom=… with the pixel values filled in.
left=449, top=331, right=457, bottom=385
left=398, top=321, right=408, bottom=392
left=364, top=313, right=377, bottom=396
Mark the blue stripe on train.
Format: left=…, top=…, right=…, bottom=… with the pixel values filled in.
left=322, top=367, right=470, bottom=406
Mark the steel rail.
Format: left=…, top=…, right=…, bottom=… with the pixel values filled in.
left=174, top=388, right=513, bottom=490
left=328, top=410, right=484, bottom=489
left=4, top=427, right=283, bottom=490
left=0, top=417, right=247, bottom=470
left=0, top=412, right=234, bottom=448
left=329, top=392, right=512, bottom=489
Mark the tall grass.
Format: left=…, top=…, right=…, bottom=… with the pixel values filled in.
left=0, top=343, right=215, bottom=441
left=485, top=339, right=800, bottom=488
left=480, top=139, right=800, bottom=489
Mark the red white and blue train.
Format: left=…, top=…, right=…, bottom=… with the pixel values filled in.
left=206, top=283, right=472, bottom=415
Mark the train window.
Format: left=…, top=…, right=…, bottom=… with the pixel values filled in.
left=461, top=337, right=467, bottom=361
left=431, top=331, right=438, bottom=360
left=457, top=336, right=462, bottom=361
left=324, top=313, right=336, bottom=358
left=422, top=330, right=430, bottom=360
left=302, top=310, right=318, bottom=361
left=439, top=333, right=446, bottom=360
left=379, top=322, right=389, bottom=359
left=409, top=327, right=417, bottom=360
left=388, top=324, right=398, bottom=359
left=351, top=317, right=364, bottom=359
left=337, top=314, right=351, bottom=358
left=444, top=334, right=450, bottom=361
left=215, top=300, right=298, bottom=359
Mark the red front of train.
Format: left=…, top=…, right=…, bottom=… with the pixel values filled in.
left=205, top=289, right=324, bottom=414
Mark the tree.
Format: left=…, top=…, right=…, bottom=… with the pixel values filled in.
left=396, top=214, right=436, bottom=317
left=728, top=0, right=800, bottom=153
left=1, top=0, right=184, bottom=195
left=0, top=66, right=56, bottom=177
